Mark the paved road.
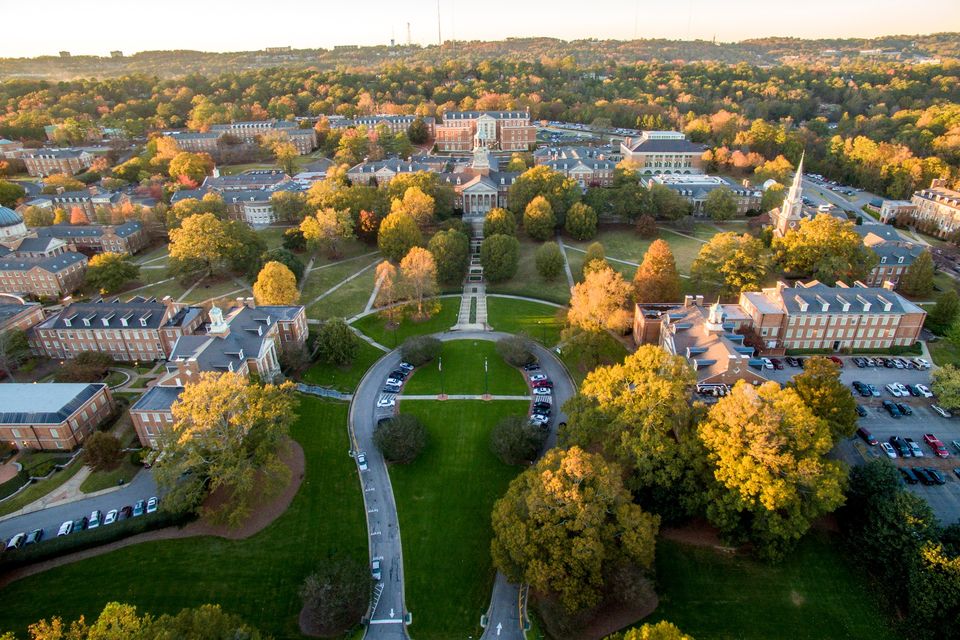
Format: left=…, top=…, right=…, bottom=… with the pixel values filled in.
left=0, top=470, right=158, bottom=544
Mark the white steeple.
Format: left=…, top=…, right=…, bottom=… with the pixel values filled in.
left=782, top=151, right=804, bottom=220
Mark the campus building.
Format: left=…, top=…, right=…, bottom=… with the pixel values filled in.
left=619, top=131, right=706, bottom=175
left=0, top=383, right=114, bottom=450
left=855, top=226, right=926, bottom=288
left=328, top=114, right=435, bottom=137
left=21, top=149, right=94, bottom=177
left=647, top=174, right=762, bottom=216
left=0, top=251, right=88, bottom=298
left=0, top=296, right=44, bottom=334
left=434, top=111, right=536, bottom=152
left=33, top=222, right=149, bottom=255
left=909, top=179, right=960, bottom=237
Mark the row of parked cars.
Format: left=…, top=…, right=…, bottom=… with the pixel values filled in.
left=523, top=361, right=553, bottom=427
left=858, top=429, right=954, bottom=459
left=5, top=496, right=158, bottom=551
left=376, top=361, right=416, bottom=408
left=852, top=356, right=931, bottom=370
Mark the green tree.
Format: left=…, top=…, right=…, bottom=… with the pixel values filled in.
left=157, top=372, right=297, bottom=527
left=928, top=290, right=960, bottom=335
left=253, top=261, right=299, bottom=305
left=260, top=247, right=305, bottom=282
left=84, top=432, right=121, bottom=470
left=773, top=214, right=878, bottom=284
left=377, top=211, right=423, bottom=262
left=407, top=117, right=429, bottom=144
left=168, top=214, right=264, bottom=280
left=315, top=318, right=360, bottom=366
left=612, top=621, right=695, bottom=640
left=483, top=207, right=517, bottom=237
left=899, top=250, right=935, bottom=297
left=166, top=193, right=227, bottom=229
left=691, top=232, right=773, bottom=296
left=635, top=214, right=657, bottom=238
left=299, top=554, right=369, bottom=637
left=480, top=234, right=520, bottom=282
left=788, top=356, right=859, bottom=441
left=703, top=187, right=738, bottom=221
left=374, top=414, right=427, bottom=464
left=508, top=165, right=581, bottom=223
left=54, top=351, right=114, bottom=383
left=523, top=195, right=556, bottom=241
left=699, top=381, right=847, bottom=559
left=270, top=190, right=310, bottom=223
left=384, top=172, right=454, bottom=219
left=496, top=335, right=536, bottom=367
left=85, top=253, right=140, bottom=294
left=0, top=329, right=30, bottom=382
left=581, top=241, right=608, bottom=277
left=0, top=180, right=25, bottom=207
left=564, top=201, right=598, bottom=240
left=908, top=542, right=960, bottom=635
left=535, top=241, right=564, bottom=280
left=632, top=239, right=681, bottom=303
left=400, top=335, right=441, bottom=366
left=490, top=415, right=545, bottom=465
left=390, top=186, right=435, bottom=227
left=760, top=183, right=785, bottom=212
left=271, top=140, right=299, bottom=176
left=428, top=228, right=469, bottom=285
left=491, top=446, right=660, bottom=612
left=21, top=206, right=54, bottom=227
left=643, top=183, right=690, bottom=220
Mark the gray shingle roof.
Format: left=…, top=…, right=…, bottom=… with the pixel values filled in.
left=0, top=252, right=86, bottom=273
left=624, top=138, right=706, bottom=153
left=130, top=385, right=183, bottom=412
left=38, top=297, right=169, bottom=330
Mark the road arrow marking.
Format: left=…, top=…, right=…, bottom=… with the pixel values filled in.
left=390, top=608, right=395, bottom=618
left=497, top=622, right=502, bottom=636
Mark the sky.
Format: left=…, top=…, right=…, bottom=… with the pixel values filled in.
left=2, top=0, right=958, bottom=58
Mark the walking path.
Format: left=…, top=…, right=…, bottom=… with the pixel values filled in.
left=135, top=252, right=169, bottom=266
left=304, top=260, right=378, bottom=309
left=306, top=250, right=380, bottom=273
left=365, top=272, right=385, bottom=313
left=400, top=394, right=531, bottom=401
left=564, top=245, right=691, bottom=278
left=298, top=257, right=315, bottom=294
left=123, top=277, right=175, bottom=295
left=176, top=276, right=205, bottom=302
left=556, top=234, right=576, bottom=289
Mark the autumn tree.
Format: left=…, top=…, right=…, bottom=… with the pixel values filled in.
left=773, top=214, right=878, bottom=284
left=508, top=165, right=581, bottom=223
left=85, top=431, right=121, bottom=470
left=21, top=206, right=53, bottom=227
left=535, top=241, right=564, bottom=280
left=52, top=208, right=68, bottom=225
left=157, top=372, right=297, bottom=527
left=390, top=186, right=435, bottom=227
left=581, top=241, right=608, bottom=277
left=931, top=364, right=960, bottom=410
left=635, top=214, right=657, bottom=238
left=0, top=180, right=24, bottom=207
left=168, top=151, right=214, bottom=184
left=491, top=446, right=660, bottom=612
left=483, top=207, right=517, bottom=237
left=377, top=211, right=423, bottom=262
left=899, top=250, right=935, bottom=297
left=315, top=318, right=359, bottom=366
left=253, top=261, right=299, bottom=305
left=568, top=265, right=632, bottom=334
left=691, top=232, right=773, bottom=296
left=560, top=346, right=697, bottom=514
left=427, top=228, right=469, bottom=285
left=564, top=201, right=598, bottom=240
left=270, top=190, right=310, bottom=223
left=69, top=206, right=88, bottom=225
left=788, top=356, right=859, bottom=441
left=633, top=239, right=681, bottom=303
left=760, top=183, right=785, bottom=212
left=698, top=381, right=847, bottom=558
left=300, top=207, right=355, bottom=259
left=259, top=247, right=304, bottom=282
left=612, top=622, right=695, bottom=640
left=703, top=187, right=738, bottom=221
left=407, top=117, right=429, bottom=144
left=399, top=246, right=438, bottom=319
left=373, top=260, right=402, bottom=322
left=85, top=252, right=140, bottom=294
left=168, top=213, right=265, bottom=280
left=166, top=193, right=228, bottom=229
left=480, top=233, right=520, bottom=282
left=271, top=140, right=299, bottom=176
left=384, top=172, right=454, bottom=219
left=523, top=195, right=556, bottom=241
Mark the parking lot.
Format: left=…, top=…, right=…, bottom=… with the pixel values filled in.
left=761, top=356, right=960, bottom=525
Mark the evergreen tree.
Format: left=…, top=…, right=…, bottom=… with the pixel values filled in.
left=633, top=239, right=681, bottom=303
left=899, top=250, right=935, bottom=297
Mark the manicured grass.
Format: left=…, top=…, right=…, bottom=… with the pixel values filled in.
left=182, top=277, right=247, bottom=304
left=486, top=297, right=565, bottom=347
left=559, top=331, right=630, bottom=388
left=300, top=255, right=379, bottom=306
left=485, top=239, right=573, bottom=304
left=389, top=400, right=529, bottom=639
left=134, top=244, right=170, bottom=265
left=402, top=340, right=528, bottom=396
left=352, top=298, right=459, bottom=348
left=928, top=339, right=960, bottom=366
left=309, top=265, right=377, bottom=321
left=256, top=225, right=293, bottom=249
left=0, top=398, right=366, bottom=639
left=646, top=535, right=896, bottom=640
left=0, top=458, right=85, bottom=517
left=79, top=459, right=141, bottom=494
left=566, top=227, right=704, bottom=276
left=300, top=339, right=385, bottom=393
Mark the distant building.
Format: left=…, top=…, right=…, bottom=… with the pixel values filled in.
left=0, top=139, right=24, bottom=158
left=0, top=297, right=45, bottom=334
left=909, top=179, right=960, bottom=237
left=201, top=170, right=290, bottom=192
left=22, top=149, right=93, bottom=177
left=0, top=251, right=87, bottom=298
left=34, top=221, right=149, bottom=255
left=329, top=114, right=435, bottom=137
left=434, top=111, right=535, bottom=152
left=854, top=226, right=925, bottom=288
left=619, top=131, right=706, bottom=175
left=878, top=199, right=916, bottom=224
left=647, top=174, right=762, bottom=216
left=0, top=383, right=114, bottom=450
left=165, top=131, right=221, bottom=154
left=164, top=120, right=317, bottom=156
left=0, top=206, right=28, bottom=241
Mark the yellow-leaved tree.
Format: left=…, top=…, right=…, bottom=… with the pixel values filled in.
left=253, top=261, right=299, bottom=305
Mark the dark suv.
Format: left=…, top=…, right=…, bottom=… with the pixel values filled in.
left=890, top=436, right=911, bottom=457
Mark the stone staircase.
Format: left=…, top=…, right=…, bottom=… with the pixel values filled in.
left=452, top=221, right=490, bottom=331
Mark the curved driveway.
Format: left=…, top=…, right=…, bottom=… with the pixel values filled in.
left=349, top=330, right=575, bottom=640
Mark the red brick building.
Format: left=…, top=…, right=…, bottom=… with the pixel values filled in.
left=22, top=149, right=93, bottom=177
left=0, top=383, right=114, bottom=450
left=434, top=111, right=535, bottom=152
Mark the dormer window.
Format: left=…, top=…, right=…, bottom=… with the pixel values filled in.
left=82, top=318, right=90, bottom=326
left=880, top=256, right=887, bottom=264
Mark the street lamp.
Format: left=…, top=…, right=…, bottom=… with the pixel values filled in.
left=438, top=355, right=444, bottom=397
left=484, top=357, right=489, bottom=396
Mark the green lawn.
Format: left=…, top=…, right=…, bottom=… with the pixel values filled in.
left=300, top=339, right=385, bottom=393
left=389, top=400, right=529, bottom=639
left=566, top=228, right=705, bottom=276
left=79, top=459, right=141, bottom=494
left=0, top=398, right=366, bottom=639
left=401, top=340, right=528, bottom=396
left=646, top=536, right=896, bottom=640
left=352, top=298, right=459, bottom=348
left=0, top=458, right=85, bottom=518
left=300, top=255, right=380, bottom=307
left=928, top=339, right=960, bottom=366
left=134, top=244, right=170, bottom=265
left=256, top=226, right=293, bottom=249
left=559, top=331, right=630, bottom=388
left=485, top=239, right=573, bottom=304
left=486, top=297, right=565, bottom=347
left=309, top=265, right=377, bottom=321
left=183, top=277, right=248, bottom=305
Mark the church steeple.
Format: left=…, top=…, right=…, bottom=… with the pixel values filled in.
left=772, top=152, right=805, bottom=237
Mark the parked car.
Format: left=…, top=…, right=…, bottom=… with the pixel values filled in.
left=388, top=369, right=408, bottom=380
left=72, top=517, right=88, bottom=531
left=104, top=509, right=118, bottom=525
left=923, top=434, right=950, bottom=458
left=57, top=521, right=73, bottom=537
left=856, top=405, right=868, bottom=417
left=529, top=373, right=548, bottom=382
left=885, top=384, right=903, bottom=398
left=953, top=439, right=960, bottom=454
left=118, top=506, right=133, bottom=521
left=869, top=384, right=881, bottom=397
left=371, top=559, right=382, bottom=581
left=914, top=467, right=934, bottom=485
left=377, top=395, right=396, bottom=409
left=761, top=357, right=774, bottom=369
left=953, top=468, right=960, bottom=480
left=24, top=528, right=43, bottom=545
left=916, top=384, right=934, bottom=398
left=926, top=468, right=947, bottom=485
left=133, top=500, right=146, bottom=517
left=357, top=453, right=368, bottom=472
left=857, top=427, right=878, bottom=445
left=890, top=435, right=910, bottom=457
left=828, top=356, right=844, bottom=368
left=785, top=357, right=800, bottom=367
left=533, top=387, right=553, bottom=396
left=882, top=400, right=902, bottom=418
left=532, top=380, right=553, bottom=389
left=88, top=510, right=102, bottom=529
left=533, top=401, right=552, bottom=411
left=770, top=358, right=784, bottom=370
left=146, top=497, right=159, bottom=514
left=895, top=383, right=911, bottom=396
left=385, top=376, right=404, bottom=387
left=900, top=467, right=919, bottom=485
left=398, top=362, right=414, bottom=372
left=382, top=383, right=402, bottom=393
left=896, top=402, right=914, bottom=416
left=932, top=405, right=953, bottom=418
left=880, top=442, right=897, bottom=458
left=905, top=438, right=924, bottom=457
left=913, top=358, right=931, bottom=370
left=852, top=357, right=865, bottom=368
left=906, top=384, right=922, bottom=397
left=522, top=362, right=540, bottom=372
left=5, top=533, right=25, bottom=550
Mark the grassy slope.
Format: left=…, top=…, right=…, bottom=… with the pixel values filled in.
left=0, top=398, right=366, bottom=640
left=352, top=298, right=459, bottom=348
left=401, top=340, right=528, bottom=396
left=565, top=228, right=705, bottom=276
left=301, top=339, right=385, bottom=392
left=309, top=265, right=377, bottom=321
left=486, top=297, right=566, bottom=347
left=485, top=239, right=573, bottom=304
left=648, top=536, right=896, bottom=640
left=390, top=400, right=529, bottom=640
left=300, top=255, right=380, bottom=307
left=79, top=459, right=142, bottom=494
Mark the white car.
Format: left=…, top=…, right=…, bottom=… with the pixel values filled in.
left=761, top=357, right=774, bottom=369
left=932, top=404, right=953, bottom=419
left=357, top=453, right=368, bottom=471
left=88, top=510, right=102, bottom=529
left=913, top=358, right=931, bottom=370
left=57, top=521, right=73, bottom=537
left=885, top=383, right=902, bottom=398
left=146, top=497, right=159, bottom=513
left=895, top=383, right=911, bottom=396
left=385, top=377, right=404, bottom=387
left=103, top=509, right=119, bottom=525
left=377, top=395, right=396, bottom=408
left=906, top=439, right=924, bottom=457
left=916, top=384, right=934, bottom=399
left=880, top=442, right=897, bottom=458
left=532, top=387, right=552, bottom=396
left=529, top=373, right=548, bottom=382
left=371, top=559, right=382, bottom=581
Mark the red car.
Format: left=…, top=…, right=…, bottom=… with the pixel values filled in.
left=532, top=380, right=553, bottom=389
left=828, top=356, right=844, bottom=368
left=923, top=433, right=950, bottom=458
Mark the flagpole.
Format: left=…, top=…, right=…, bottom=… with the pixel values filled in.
left=439, top=355, right=444, bottom=397
left=484, top=357, right=489, bottom=397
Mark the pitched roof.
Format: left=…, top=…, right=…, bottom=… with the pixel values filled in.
left=0, top=252, right=86, bottom=273
left=37, top=296, right=170, bottom=330
left=624, top=138, right=706, bottom=153
left=130, top=385, right=183, bottom=413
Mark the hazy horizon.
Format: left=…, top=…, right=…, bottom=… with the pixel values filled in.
left=1, top=0, right=958, bottom=58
